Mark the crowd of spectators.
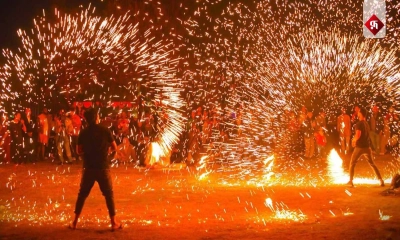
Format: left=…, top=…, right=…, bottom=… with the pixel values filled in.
left=273, top=104, right=399, bottom=160
left=0, top=100, right=398, bottom=166
left=0, top=95, right=242, bottom=167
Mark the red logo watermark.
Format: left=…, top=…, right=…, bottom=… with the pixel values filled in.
left=364, top=14, right=384, bottom=35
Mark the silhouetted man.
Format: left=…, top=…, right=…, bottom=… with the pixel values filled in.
left=347, top=107, right=384, bottom=187
left=70, top=108, right=122, bottom=231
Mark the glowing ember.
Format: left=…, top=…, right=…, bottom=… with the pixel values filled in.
left=265, top=198, right=307, bottom=222
left=273, top=209, right=307, bottom=222
left=379, top=210, right=391, bottom=221
left=343, top=209, right=354, bottom=216
left=198, top=171, right=212, bottom=181
left=265, top=198, right=274, bottom=211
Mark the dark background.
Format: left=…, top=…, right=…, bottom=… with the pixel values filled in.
left=0, top=0, right=105, bottom=50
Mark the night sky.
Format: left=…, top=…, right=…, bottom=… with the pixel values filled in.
left=0, top=0, right=104, bottom=50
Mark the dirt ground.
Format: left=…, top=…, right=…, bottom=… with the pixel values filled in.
left=0, top=154, right=400, bottom=240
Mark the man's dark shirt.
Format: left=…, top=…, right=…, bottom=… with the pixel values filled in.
left=355, top=120, right=370, bottom=148
left=78, top=124, right=114, bottom=169
left=22, top=116, right=35, bottom=139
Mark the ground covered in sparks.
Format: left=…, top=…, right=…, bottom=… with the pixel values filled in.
left=1, top=154, right=400, bottom=240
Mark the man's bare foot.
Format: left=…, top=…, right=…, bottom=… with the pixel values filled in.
left=69, top=220, right=77, bottom=230
left=380, top=179, right=385, bottom=187
left=111, top=222, right=123, bottom=231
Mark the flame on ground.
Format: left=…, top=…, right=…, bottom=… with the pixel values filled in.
left=148, top=142, right=165, bottom=166
left=327, top=149, right=390, bottom=185
left=327, top=149, right=348, bottom=184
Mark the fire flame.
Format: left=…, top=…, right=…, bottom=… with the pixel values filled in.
left=149, top=142, right=164, bottom=166
left=327, top=149, right=347, bottom=184
left=327, top=149, right=389, bottom=185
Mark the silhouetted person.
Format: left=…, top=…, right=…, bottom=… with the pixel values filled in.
left=70, top=108, right=122, bottom=231
left=37, top=108, right=49, bottom=161
left=9, top=112, right=24, bottom=164
left=347, top=108, right=384, bottom=187
left=22, top=108, right=36, bottom=163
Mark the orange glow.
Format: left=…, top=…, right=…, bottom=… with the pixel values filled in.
left=198, top=171, right=212, bottom=180
left=327, top=149, right=390, bottom=185
left=149, top=142, right=163, bottom=165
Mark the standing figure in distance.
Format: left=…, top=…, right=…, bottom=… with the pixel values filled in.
left=54, top=113, right=73, bottom=164
left=368, top=105, right=383, bottom=154
left=9, top=112, right=24, bottom=164
left=347, top=108, right=385, bottom=187
left=0, top=112, right=11, bottom=163
left=22, top=108, right=36, bottom=163
left=337, top=107, right=351, bottom=155
left=301, top=111, right=315, bottom=159
left=68, top=107, right=82, bottom=161
left=37, top=108, right=49, bottom=161
left=70, top=108, right=122, bottom=231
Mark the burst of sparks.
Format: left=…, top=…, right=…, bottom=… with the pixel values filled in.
left=182, top=0, right=400, bottom=185
left=1, top=4, right=185, bottom=154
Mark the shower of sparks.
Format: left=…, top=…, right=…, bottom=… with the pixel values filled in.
left=0, top=4, right=185, bottom=154
left=183, top=0, right=400, bottom=185
left=0, top=0, right=399, bottom=233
